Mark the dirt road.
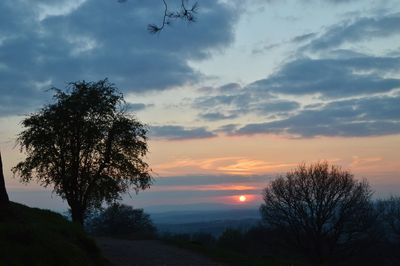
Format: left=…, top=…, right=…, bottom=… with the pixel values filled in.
left=95, top=237, right=226, bottom=266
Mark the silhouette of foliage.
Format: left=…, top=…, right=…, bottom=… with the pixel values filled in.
left=379, top=196, right=400, bottom=240
left=260, top=161, right=374, bottom=265
left=13, top=79, right=152, bottom=225
left=191, top=232, right=216, bottom=246
left=217, top=228, right=243, bottom=252
left=87, top=203, right=156, bottom=239
left=117, top=0, right=198, bottom=33
left=0, top=152, right=9, bottom=207
left=146, top=0, right=198, bottom=33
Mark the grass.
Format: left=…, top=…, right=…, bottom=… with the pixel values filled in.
left=0, top=202, right=108, bottom=266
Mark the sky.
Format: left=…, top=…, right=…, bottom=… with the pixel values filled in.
left=0, top=0, right=399, bottom=213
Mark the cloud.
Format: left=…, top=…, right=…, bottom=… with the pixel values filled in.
left=291, top=32, right=317, bottom=43
left=199, top=112, right=239, bottom=121
left=226, top=95, right=400, bottom=137
left=351, top=156, right=383, bottom=167
left=249, top=55, right=400, bottom=99
left=126, top=103, right=153, bottom=112
left=194, top=85, right=301, bottom=121
left=0, top=0, right=239, bottom=116
left=253, top=100, right=300, bottom=115
left=150, top=125, right=216, bottom=140
left=306, top=13, right=400, bottom=51
left=153, top=156, right=296, bottom=176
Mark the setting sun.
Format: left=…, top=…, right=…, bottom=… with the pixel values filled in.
left=239, top=195, right=247, bottom=202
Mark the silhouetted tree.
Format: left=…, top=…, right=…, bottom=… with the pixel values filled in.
left=88, top=203, right=156, bottom=239
left=260, top=162, right=374, bottom=265
left=379, top=196, right=400, bottom=240
left=374, top=196, right=400, bottom=264
left=0, top=152, right=10, bottom=207
left=13, top=79, right=152, bottom=225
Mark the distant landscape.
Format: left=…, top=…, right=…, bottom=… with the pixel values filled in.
left=153, top=209, right=260, bottom=236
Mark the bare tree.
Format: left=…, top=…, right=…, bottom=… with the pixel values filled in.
left=260, top=162, right=374, bottom=265
left=147, top=0, right=198, bottom=34
left=117, top=0, right=198, bottom=33
left=0, top=152, right=10, bottom=207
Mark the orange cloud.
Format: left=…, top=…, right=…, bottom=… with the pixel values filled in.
left=351, top=156, right=383, bottom=167
left=153, top=156, right=296, bottom=176
left=148, top=184, right=260, bottom=192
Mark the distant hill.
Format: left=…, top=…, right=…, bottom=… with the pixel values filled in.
left=0, top=202, right=107, bottom=266
left=151, top=208, right=261, bottom=236
left=151, top=208, right=260, bottom=224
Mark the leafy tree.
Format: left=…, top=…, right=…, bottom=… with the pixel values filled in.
left=13, top=79, right=152, bottom=225
left=260, top=162, right=374, bottom=265
left=87, top=203, right=157, bottom=239
left=0, top=152, right=10, bottom=207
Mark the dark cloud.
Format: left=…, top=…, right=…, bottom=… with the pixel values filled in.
left=249, top=56, right=400, bottom=98
left=254, top=100, right=300, bottom=115
left=199, top=112, right=238, bottom=121
left=215, top=124, right=238, bottom=134
left=306, top=13, right=400, bottom=51
left=225, top=95, right=400, bottom=137
left=0, top=0, right=239, bottom=116
left=193, top=93, right=253, bottom=109
left=150, top=125, right=216, bottom=140
left=291, top=32, right=317, bottom=43
left=217, top=83, right=242, bottom=94
left=196, top=82, right=242, bottom=95
left=126, top=103, right=153, bottom=112
left=194, top=91, right=299, bottom=121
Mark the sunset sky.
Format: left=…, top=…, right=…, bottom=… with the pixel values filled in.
left=1, top=0, right=399, bottom=212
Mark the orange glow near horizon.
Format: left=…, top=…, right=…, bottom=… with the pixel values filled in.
left=239, top=195, right=247, bottom=202
left=147, top=135, right=400, bottom=180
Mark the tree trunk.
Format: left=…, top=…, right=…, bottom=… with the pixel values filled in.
left=70, top=203, right=85, bottom=226
left=0, top=152, right=10, bottom=206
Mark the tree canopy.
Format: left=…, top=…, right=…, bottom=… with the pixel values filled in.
left=13, top=79, right=152, bottom=225
left=260, top=162, right=374, bottom=265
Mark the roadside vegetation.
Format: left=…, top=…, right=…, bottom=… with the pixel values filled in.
left=0, top=202, right=108, bottom=266
left=86, top=203, right=157, bottom=240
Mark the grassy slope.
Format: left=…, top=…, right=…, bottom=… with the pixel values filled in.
left=0, top=202, right=108, bottom=266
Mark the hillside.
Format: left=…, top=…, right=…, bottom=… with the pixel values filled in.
left=0, top=202, right=107, bottom=266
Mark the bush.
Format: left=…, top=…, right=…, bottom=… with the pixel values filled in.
left=217, top=228, right=243, bottom=252
left=87, top=203, right=157, bottom=239
left=191, top=232, right=216, bottom=246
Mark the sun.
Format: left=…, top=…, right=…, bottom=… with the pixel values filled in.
left=239, top=195, right=247, bottom=202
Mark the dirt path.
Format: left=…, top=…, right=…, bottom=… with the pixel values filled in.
left=95, top=237, right=226, bottom=266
